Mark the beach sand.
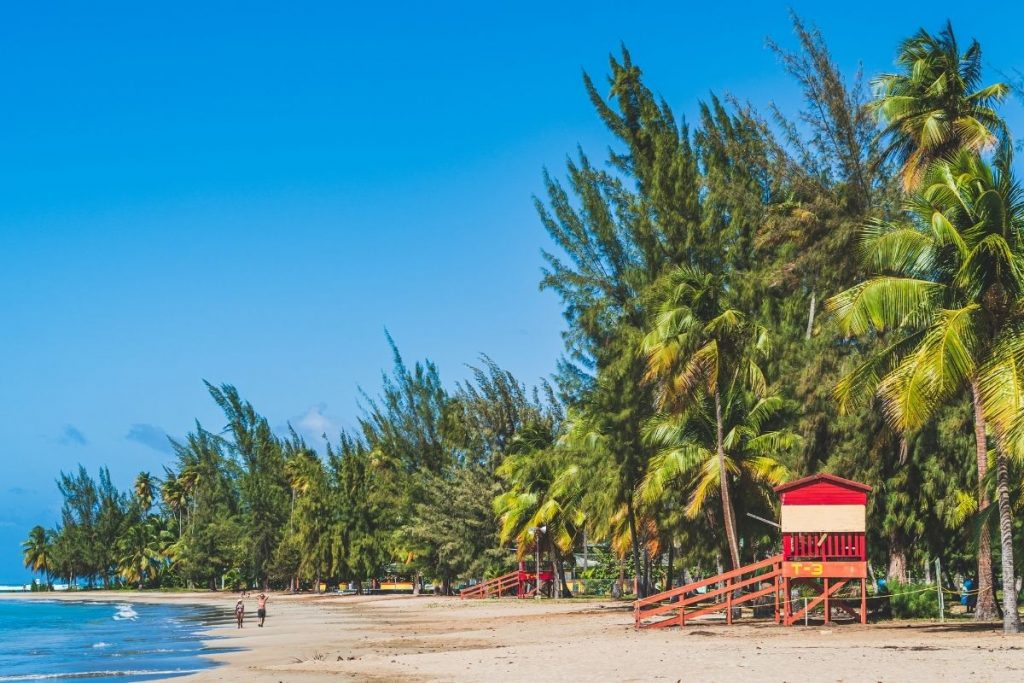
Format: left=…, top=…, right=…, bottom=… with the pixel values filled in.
left=9, top=591, right=1024, bottom=681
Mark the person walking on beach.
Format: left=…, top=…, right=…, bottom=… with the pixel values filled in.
left=256, top=593, right=268, bottom=627
left=234, top=599, right=245, bottom=629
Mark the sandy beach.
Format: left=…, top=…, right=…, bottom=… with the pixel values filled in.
left=6, top=591, right=1024, bottom=682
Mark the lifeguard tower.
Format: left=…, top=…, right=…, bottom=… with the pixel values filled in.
left=777, top=473, right=871, bottom=625
left=634, top=473, right=871, bottom=628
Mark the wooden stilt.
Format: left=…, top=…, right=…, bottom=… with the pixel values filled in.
left=774, top=573, right=780, bottom=624
left=725, top=577, right=733, bottom=625
left=860, top=577, right=867, bottom=624
left=824, top=578, right=830, bottom=625
left=783, top=577, right=791, bottom=624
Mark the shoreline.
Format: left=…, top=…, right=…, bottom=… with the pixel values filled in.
left=6, top=591, right=1024, bottom=681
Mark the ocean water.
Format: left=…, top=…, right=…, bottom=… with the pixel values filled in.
left=0, top=600, right=234, bottom=682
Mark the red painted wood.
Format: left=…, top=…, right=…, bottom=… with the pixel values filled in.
left=775, top=473, right=871, bottom=495
left=779, top=480, right=868, bottom=505
left=781, top=532, right=866, bottom=561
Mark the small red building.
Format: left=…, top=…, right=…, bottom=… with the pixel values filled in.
left=774, top=473, right=872, bottom=625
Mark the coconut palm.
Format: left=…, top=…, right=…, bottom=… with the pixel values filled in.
left=871, top=21, right=1008, bottom=190
left=134, top=471, right=156, bottom=515
left=22, top=525, right=52, bottom=589
left=160, top=470, right=187, bottom=537
left=827, top=148, right=1024, bottom=631
left=641, top=392, right=797, bottom=532
left=117, top=519, right=172, bottom=589
left=641, top=265, right=773, bottom=569
left=494, top=422, right=585, bottom=597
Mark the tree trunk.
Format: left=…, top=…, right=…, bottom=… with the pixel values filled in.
left=553, top=547, right=572, bottom=598
left=666, top=542, right=675, bottom=592
left=888, top=534, right=908, bottom=584
left=643, top=550, right=652, bottom=597
left=715, top=392, right=741, bottom=569
left=971, top=379, right=998, bottom=620
left=805, top=291, right=816, bottom=340
left=625, top=497, right=644, bottom=597
left=995, top=441, right=1021, bottom=633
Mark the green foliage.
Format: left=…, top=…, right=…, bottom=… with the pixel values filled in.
left=400, top=467, right=504, bottom=592
left=888, top=581, right=941, bottom=619
left=871, top=21, right=1008, bottom=190
left=27, top=18, right=1024, bottom=622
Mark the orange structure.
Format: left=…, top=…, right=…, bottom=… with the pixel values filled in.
left=460, top=563, right=555, bottom=599
left=635, top=473, right=871, bottom=628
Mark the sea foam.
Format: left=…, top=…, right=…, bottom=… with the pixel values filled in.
left=0, top=670, right=199, bottom=681
left=111, top=604, right=138, bottom=621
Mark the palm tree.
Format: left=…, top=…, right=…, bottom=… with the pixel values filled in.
left=494, top=428, right=585, bottom=598
left=117, top=520, right=172, bottom=589
left=641, top=392, right=797, bottom=535
left=827, top=149, right=1024, bottom=631
left=22, top=525, right=52, bottom=589
left=134, top=472, right=156, bottom=515
left=871, top=21, right=1008, bottom=190
left=160, top=470, right=187, bottom=537
left=641, top=265, right=772, bottom=569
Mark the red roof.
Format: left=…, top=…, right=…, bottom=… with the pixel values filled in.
left=773, top=473, right=872, bottom=494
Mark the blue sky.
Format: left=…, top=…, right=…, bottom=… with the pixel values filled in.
left=2, top=2, right=1023, bottom=581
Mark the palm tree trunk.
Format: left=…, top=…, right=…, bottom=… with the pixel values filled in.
left=805, top=291, right=816, bottom=340
left=625, top=497, right=644, bottom=597
left=995, top=439, right=1021, bottom=633
left=715, top=391, right=741, bottom=569
left=666, top=541, right=674, bottom=592
left=971, top=379, right=998, bottom=620
left=552, top=546, right=572, bottom=598
left=643, top=550, right=652, bottom=597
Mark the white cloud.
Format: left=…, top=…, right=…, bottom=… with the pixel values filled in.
left=291, top=404, right=339, bottom=445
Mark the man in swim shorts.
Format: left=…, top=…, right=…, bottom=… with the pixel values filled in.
left=256, top=592, right=268, bottom=627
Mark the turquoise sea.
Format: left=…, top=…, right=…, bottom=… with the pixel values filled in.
left=0, top=599, right=233, bottom=682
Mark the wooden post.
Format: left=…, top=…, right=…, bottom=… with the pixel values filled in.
left=824, top=578, right=830, bottom=625
left=726, top=576, right=733, bottom=625
left=783, top=577, right=790, bottom=625
left=774, top=572, right=781, bottom=624
left=860, top=577, right=867, bottom=624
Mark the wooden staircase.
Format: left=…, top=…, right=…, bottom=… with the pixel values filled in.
left=459, top=571, right=522, bottom=599
left=634, top=555, right=783, bottom=629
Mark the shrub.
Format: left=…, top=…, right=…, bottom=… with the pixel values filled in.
left=888, top=581, right=940, bottom=619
